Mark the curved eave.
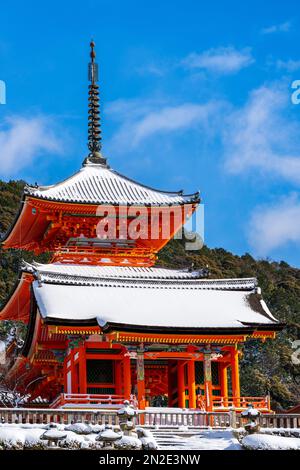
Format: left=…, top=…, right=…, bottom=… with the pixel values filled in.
left=2, top=194, right=199, bottom=251
left=1, top=195, right=51, bottom=250
left=101, top=321, right=284, bottom=335
left=21, top=292, right=40, bottom=358
left=24, top=165, right=201, bottom=206
left=44, top=316, right=99, bottom=327
left=0, top=271, right=33, bottom=323
left=1, top=191, right=26, bottom=245
left=24, top=191, right=200, bottom=207
left=41, top=317, right=283, bottom=335
left=240, top=321, right=285, bottom=331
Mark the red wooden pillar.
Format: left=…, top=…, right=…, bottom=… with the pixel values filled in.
left=63, top=359, right=67, bottom=393
left=78, top=343, right=87, bottom=394
left=71, top=350, right=77, bottom=392
left=123, top=355, right=131, bottom=400
left=177, top=361, right=186, bottom=408
left=115, top=360, right=121, bottom=395
left=231, top=347, right=240, bottom=407
left=220, top=363, right=228, bottom=407
left=204, top=352, right=213, bottom=411
left=137, top=347, right=146, bottom=410
left=188, top=359, right=196, bottom=408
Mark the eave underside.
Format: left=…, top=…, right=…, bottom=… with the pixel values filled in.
left=2, top=196, right=197, bottom=258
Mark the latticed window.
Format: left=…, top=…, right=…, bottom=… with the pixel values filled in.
left=195, top=361, right=219, bottom=385
left=86, top=359, right=114, bottom=383
left=195, top=361, right=204, bottom=384
left=211, top=362, right=219, bottom=385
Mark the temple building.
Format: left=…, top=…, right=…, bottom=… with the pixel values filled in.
left=0, top=42, right=283, bottom=412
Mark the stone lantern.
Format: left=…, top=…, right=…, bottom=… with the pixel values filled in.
left=241, top=404, right=261, bottom=434
left=40, top=423, right=67, bottom=448
left=96, top=425, right=122, bottom=449
left=117, top=400, right=138, bottom=436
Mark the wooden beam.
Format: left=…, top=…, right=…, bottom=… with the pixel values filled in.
left=79, top=344, right=87, bottom=394
left=204, top=352, right=213, bottom=412
left=220, top=363, right=228, bottom=406
left=231, top=347, right=240, bottom=407
left=137, top=347, right=145, bottom=410
left=177, top=361, right=186, bottom=408
left=188, top=359, right=196, bottom=409
left=123, top=355, right=131, bottom=400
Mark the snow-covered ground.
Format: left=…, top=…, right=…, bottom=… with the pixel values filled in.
left=151, top=428, right=241, bottom=450
left=242, top=433, right=300, bottom=450
left=0, top=423, right=299, bottom=450
left=0, top=423, right=101, bottom=449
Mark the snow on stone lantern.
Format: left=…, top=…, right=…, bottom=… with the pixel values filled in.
left=96, top=425, right=122, bottom=449
left=117, top=400, right=138, bottom=436
left=40, top=423, right=67, bottom=448
left=241, top=404, right=261, bottom=434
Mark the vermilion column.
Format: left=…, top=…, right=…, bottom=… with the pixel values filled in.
left=231, top=347, right=240, bottom=407
left=78, top=343, right=87, bottom=394
left=177, top=361, right=186, bottom=408
left=204, top=352, right=213, bottom=411
left=71, top=350, right=78, bottom=393
left=123, top=354, right=131, bottom=400
left=188, top=359, right=196, bottom=408
left=137, top=347, right=146, bottom=410
left=220, top=363, right=228, bottom=407
left=115, top=360, right=121, bottom=395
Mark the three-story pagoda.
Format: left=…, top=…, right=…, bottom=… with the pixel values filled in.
left=0, top=42, right=283, bottom=412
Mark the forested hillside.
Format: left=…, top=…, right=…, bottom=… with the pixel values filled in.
left=0, top=180, right=299, bottom=410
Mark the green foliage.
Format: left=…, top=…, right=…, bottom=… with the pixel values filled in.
left=0, top=181, right=299, bottom=409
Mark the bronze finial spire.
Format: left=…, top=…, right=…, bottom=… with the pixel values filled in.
left=84, top=40, right=107, bottom=166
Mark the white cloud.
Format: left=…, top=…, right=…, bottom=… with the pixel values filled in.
left=261, top=21, right=291, bottom=35
left=182, top=46, right=254, bottom=74
left=135, top=63, right=166, bottom=77
left=276, top=59, right=300, bottom=72
left=0, top=115, right=65, bottom=177
left=107, top=98, right=221, bottom=150
left=248, top=194, right=300, bottom=255
left=223, top=83, right=300, bottom=184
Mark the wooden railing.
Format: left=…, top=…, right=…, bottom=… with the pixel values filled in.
left=211, top=396, right=270, bottom=411
left=257, top=414, right=300, bottom=429
left=0, top=408, right=299, bottom=429
left=51, top=394, right=271, bottom=412
left=141, top=410, right=231, bottom=427
left=50, top=393, right=125, bottom=408
left=0, top=408, right=121, bottom=425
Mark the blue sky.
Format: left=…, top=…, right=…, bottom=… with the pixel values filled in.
left=1, top=0, right=300, bottom=267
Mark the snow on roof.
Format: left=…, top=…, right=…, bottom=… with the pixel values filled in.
left=24, top=164, right=199, bottom=206
left=22, top=261, right=257, bottom=289
left=32, top=274, right=278, bottom=330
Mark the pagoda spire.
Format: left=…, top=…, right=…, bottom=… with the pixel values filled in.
left=84, top=40, right=107, bottom=166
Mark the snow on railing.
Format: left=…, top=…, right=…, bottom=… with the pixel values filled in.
left=50, top=393, right=125, bottom=409
left=0, top=407, right=299, bottom=428
left=0, top=408, right=122, bottom=426
left=212, top=396, right=270, bottom=411
left=141, top=410, right=231, bottom=427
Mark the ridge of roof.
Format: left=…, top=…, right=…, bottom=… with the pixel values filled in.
left=23, top=164, right=200, bottom=205
left=21, top=261, right=258, bottom=290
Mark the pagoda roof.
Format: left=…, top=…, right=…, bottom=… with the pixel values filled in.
left=2, top=163, right=199, bottom=252
left=23, top=163, right=199, bottom=206
left=19, top=262, right=282, bottom=333
left=22, top=261, right=219, bottom=284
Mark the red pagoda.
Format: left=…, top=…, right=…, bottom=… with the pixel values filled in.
left=0, top=42, right=283, bottom=412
